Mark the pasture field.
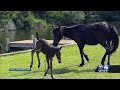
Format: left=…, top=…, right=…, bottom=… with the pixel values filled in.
left=0, top=41, right=120, bottom=79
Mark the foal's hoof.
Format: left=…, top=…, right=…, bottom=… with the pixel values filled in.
left=38, top=65, right=40, bottom=68
left=44, top=74, right=46, bottom=76
left=30, top=65, right=32, bottom=68
left=52, top=77, right=54, bottom=79
left=86, top=59, right=90, bottom=62
left=51, top=76, right=54, bottom=79
left=79, top=63, right=84, bottom=67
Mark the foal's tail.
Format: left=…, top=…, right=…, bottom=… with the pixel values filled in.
left=109, top=24, right=119, bottom=54
left=0, top=43, right=2, bottom=51
left=36, top=32, right=40, bottom=40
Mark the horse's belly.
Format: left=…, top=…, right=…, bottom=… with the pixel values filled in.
left=84, top=37, right=98, bottom=45
left=86, top=42, right=98, bottom=45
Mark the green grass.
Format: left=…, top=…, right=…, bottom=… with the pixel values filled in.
left=0, top=42, right=120, bottom=79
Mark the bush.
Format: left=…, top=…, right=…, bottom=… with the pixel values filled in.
left=46, top=11, right=85, bottom=26
left=26, top=16, right=48, bottom=29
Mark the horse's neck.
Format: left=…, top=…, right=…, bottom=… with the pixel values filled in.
left=63, top=28, right=76, bottom=40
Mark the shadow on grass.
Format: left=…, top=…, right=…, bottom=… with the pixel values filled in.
left=46, top=65, right=95, bottom=75
left=52, top=68, right=94, bottom=74
left=109, top=65, right=120, bottom=73
left=12, top=64, right=95, bottom=77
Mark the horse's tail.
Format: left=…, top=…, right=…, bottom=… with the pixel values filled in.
left=36, top=32, right=40, bottom=40
left=109, top=24, right=119, bottom=54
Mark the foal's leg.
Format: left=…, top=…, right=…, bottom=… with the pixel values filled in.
left=30, top=49, right=36, bottom=68
left=44, top=56, right=50, bottom=76
left=78, top=44, right=85, bottom=67
left=36, top=50, right=41, bottom=68
left=50, top=58, right=54, bottom=79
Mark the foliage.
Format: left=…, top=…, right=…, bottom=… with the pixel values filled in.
left=96, top=11, right=120, bottom=21
left=0, top=11, right=18, bottom=27
left=0, top=11, right=120, bottom=30
left=46, top=11, right=85, bottom=26
left=26, top=16, right=48, bottom=29
left=12, top=11, right=48, bottom=30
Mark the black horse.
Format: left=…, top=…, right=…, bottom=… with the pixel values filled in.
left=52, top=21, right=119, bottom=66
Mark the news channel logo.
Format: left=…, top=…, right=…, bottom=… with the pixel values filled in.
left=95, top=65, right=112, bottom=72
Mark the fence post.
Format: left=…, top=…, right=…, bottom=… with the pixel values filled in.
left=31, top=35, right=37, bottom=49
left=5, top=38, right=10, bottom=53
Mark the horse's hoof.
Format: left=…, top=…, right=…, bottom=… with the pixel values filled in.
left=30, top=65, right=32, bottom=68
left=38, top=65, right=40, bottom=68
left=79, top=63, right=84, bottom=67
left=101, top=63, right=104, bottom=66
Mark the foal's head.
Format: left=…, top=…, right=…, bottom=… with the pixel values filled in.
left=54, top=46, right=62, bottom=63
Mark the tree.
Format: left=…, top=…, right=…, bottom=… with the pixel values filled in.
left=96, top=11, right=120, bottom=21
left=45, top=11, right=85, bottom=26
left=0, top=11, right=18, bottom=27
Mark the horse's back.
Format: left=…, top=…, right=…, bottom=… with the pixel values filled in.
left=81, top=21, right=111, bottom=45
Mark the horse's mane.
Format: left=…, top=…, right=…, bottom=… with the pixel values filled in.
left=65, top=24, right=85, bottom=29
left=63, top=21, right=107, bottom=29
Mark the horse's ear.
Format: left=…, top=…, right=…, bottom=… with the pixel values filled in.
left=59, top=46, right=65, bottom=50
left=59, top=46, right=62, bottom=50
left=59, top=25, right=61, bottom=29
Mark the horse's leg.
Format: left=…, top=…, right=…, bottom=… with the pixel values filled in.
left=107, top=40, right=112, bottom=65
left=50, top=58, right=54, bottom=79
left=36, top=50, right=41, bottom=68
left=78, top=44, right=85, bottom=67
left=101, top=52, right=108, bottom=65
left=107, top=54, right=111, bottom=65
left=83, top=52, right=89, bottom=62
left=30, top=49, right=36, bottom=68
left=100, top=41, right=111, bottom=65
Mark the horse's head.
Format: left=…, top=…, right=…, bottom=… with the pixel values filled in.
left=52, top=26, right=63, bottom=46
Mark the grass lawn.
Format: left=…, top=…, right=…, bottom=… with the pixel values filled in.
left=0, top=41, right=120, bottom=79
